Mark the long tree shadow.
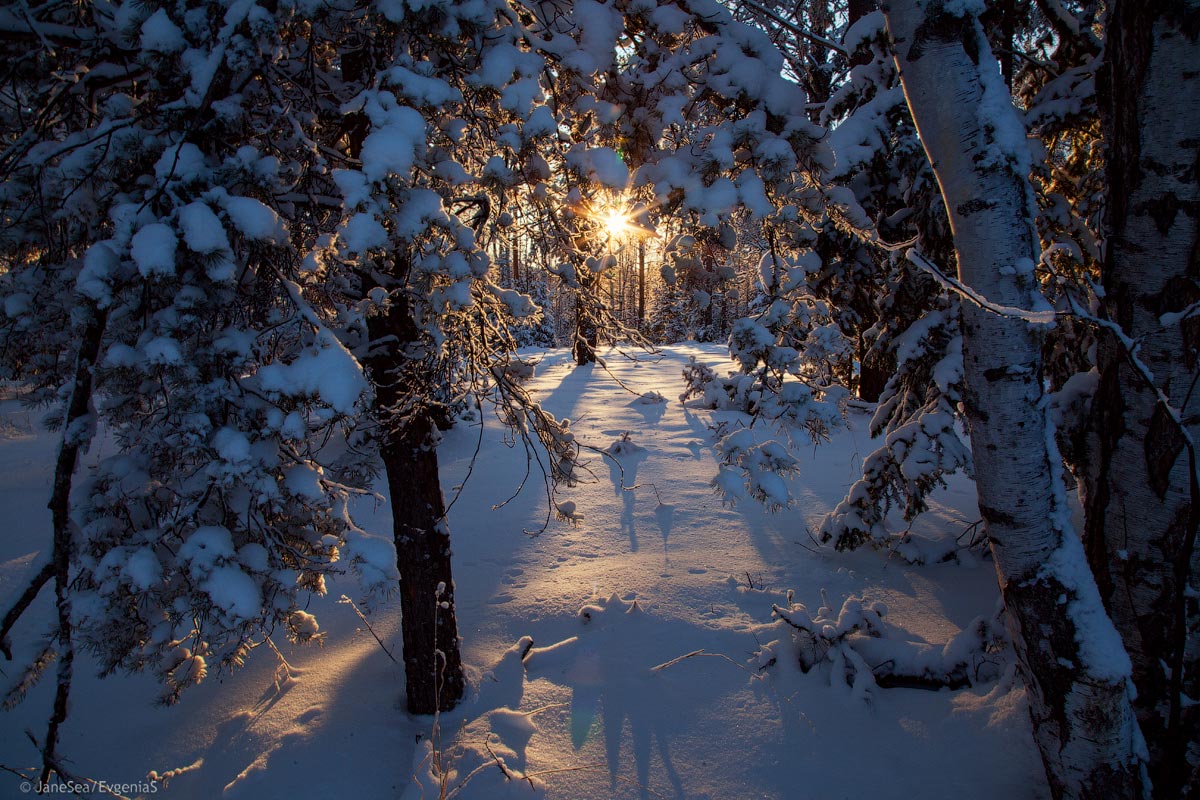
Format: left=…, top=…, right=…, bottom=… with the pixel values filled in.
left=528, top=358, right=611, bottom=423
left=604, top=435, right=649, bottom=552
left=655, top=502, right=675, bottom=565
left=523, top=595, right=757, bottom=799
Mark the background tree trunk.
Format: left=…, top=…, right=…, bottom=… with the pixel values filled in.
left=856, top=332, right=890, bottom=402
left=574, top=273, right=600, bottom=365
left=40, top=303, right=107, bottom=782
left=885, top=2, right=1144, bottom=796
left=1088, top=2, right=1200, bottom=794
left=638, top=239, right=646, bottom=330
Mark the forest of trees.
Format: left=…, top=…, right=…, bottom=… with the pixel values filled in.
left=0, top=0, right=1195, bottom=798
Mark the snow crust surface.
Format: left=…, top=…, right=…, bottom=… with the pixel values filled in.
left=0, top=347, right=1047, bottom=799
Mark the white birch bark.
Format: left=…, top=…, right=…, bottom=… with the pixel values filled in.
left=1088, top=2, right=1200, bottom=795
left=883, top=1, right=1144, bottom=796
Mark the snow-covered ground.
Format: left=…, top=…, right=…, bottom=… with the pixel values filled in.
left=0, top=345, right=1048, bottom=799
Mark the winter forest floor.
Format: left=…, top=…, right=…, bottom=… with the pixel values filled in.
left=0, top=345, right=1049, bottom=800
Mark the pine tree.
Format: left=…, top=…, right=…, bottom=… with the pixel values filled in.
left=0, top=0, right=371, bottom=777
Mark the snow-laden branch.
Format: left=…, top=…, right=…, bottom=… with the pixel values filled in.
left=1160, top=302, right=1200, bottom=328
left=905, top=250, right=1058, bottom=326
left=0, top=8, right=105, bottom=45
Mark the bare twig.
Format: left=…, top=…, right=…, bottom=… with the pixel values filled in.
left=651, top=649, right=765, bottom=679
left=0, top=560, right=53, bottom=660
left=339, top=595, right=399, bottom=665
left=736, top=0, right=848, bottom=57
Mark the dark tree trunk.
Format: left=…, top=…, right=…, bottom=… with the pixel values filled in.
left=848, top=0, right=874, bottom=27
left=999, top=0, right=1016, bottom=88
left=364, top=282, right=466, bottom=714
left=382, top=415, right=465, bottom=714
left=574, top=273, right=599, bottom=365
left=1088, top=2, right=1200, bottom=795
left=856, top=332, right=890, bottom=403
left=343, top=28, right=467, bottom=710
left=804, top=1, right=835, bottom=122
left=41, top=303, right=107, bottom=783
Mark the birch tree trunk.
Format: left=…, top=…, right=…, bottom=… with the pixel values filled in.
left=1088, top=2, right=1200, bottom=795
left=884, top=2, right=1144, bottom=796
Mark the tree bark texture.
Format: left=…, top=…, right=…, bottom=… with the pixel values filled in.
left=573, top=273, right=600, bottom=365
left=885, top=2, right=1144, bottom=797
left=1090, top=2, right=1200, bottom=795
left=365, top=285, right=466, bottom=714
left=344, top=56, right=467, bottom=711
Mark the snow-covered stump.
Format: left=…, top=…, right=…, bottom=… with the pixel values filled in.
left=884, top=1, right=1144, bottom=796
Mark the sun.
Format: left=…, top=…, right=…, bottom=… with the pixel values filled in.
left=599, top=205, right=632, bottom=239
